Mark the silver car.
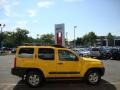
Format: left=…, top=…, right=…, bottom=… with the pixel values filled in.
left=90, top=47, right=101, bottom=58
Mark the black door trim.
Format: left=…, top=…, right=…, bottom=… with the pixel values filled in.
left=49, top=72, right=80, bottom=74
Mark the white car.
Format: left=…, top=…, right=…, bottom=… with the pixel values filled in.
left=79, top=48, right=90, bottom=57
left=90, top=48, right=101, bottom=58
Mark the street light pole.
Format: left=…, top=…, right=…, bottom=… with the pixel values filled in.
left=0, top=24, right=5, bottom=50
left=66, top=32, right=68, bottom=47
left=74, top=26, right=77, bottom=48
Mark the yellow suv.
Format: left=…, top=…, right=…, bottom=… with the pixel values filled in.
left=11, top=45, right=105, bottom=87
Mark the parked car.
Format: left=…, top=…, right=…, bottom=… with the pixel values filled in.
left=11, top=45, right=105, bottom=87
left=0, top=48, right=5, bottom=54
left=90, top=47, right=101, bottom=58
left=79, top=48, right=90, bottom=57
left=90, top=47, right=111, bottom=59
left=11, top=48, right=16, bottom=53
left=72, top=48, right=82, bottom=55
left=99, top=48, right=111, bottom=59
left=109, top=48, right=120, bottom=60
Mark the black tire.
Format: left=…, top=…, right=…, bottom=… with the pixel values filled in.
left=105, top=53, right=111, bottom=59
left=85, top=70, right=101, bottom=85
left=26, top=71, right=43, bottom=87
left=22, top=75, right=27, bottom=82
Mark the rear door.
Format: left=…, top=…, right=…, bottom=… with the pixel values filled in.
left=37, top=48, right=57, bottom=78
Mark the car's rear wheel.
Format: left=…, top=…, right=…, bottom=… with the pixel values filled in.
left=22, top=75, right=26, bottom=82
left=26, top=71, right=43, bottom=87
left=85, top=71, right=101, bottom=85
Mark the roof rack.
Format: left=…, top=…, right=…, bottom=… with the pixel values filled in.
left=22, top=43, right=46, bottom=46
left=51, top=45, right=65, bottom=48
left=22, top=43, right=65, bottom=48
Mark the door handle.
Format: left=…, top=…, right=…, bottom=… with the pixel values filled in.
left=57, top=62, right=63, bottom=65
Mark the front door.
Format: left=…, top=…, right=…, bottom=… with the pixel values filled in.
left=56, top=49, right=81, bottom=78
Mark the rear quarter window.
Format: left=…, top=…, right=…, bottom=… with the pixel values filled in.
left=18, top=48, right=34, bottom=58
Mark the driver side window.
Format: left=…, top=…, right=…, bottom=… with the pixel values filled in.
left=58, top=50, right=78, bottom=61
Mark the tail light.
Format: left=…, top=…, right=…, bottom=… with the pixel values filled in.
left=14, top=57, right=16, bottom=68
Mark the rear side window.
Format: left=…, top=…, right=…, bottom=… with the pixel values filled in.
left=91, top=48, right=99, bottom=51
left=18, top=48, right=34, bottom=58
left=38, top=48, right=54, bottom=60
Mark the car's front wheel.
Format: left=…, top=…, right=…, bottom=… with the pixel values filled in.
left=26, top=71, right=43, bottom=87
left=85, top=71, right=101, bottom=85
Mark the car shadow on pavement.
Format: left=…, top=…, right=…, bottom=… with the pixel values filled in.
left=13, top=79, right=116, bottom=90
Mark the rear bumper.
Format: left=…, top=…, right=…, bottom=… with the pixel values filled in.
left=11, top=67, right=27, bottom=77
left=100, top=67, right=105, bottom=76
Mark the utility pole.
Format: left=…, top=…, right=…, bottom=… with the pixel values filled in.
left=66, top=32, right=68, bottom=47
left=74, top=26, right=77, bottom=48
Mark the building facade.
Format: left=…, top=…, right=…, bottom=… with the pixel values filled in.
left=96, top=36, right=120, bottom=46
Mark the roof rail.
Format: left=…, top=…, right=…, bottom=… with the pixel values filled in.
left=51, top=45, right=65, bottom=48
left=22, top=43, right=65, bottom=48
left=22, top=43, right=51, bottom=46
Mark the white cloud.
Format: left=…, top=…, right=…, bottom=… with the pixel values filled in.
left=0, top=0, right=10, bottom=16
left=0, top=0, right=19, bottom=17
left=3, top=5, right=11, bottom=16
left=27, top=9, right=37, bottom=17
left=64, top=0, right=85, bottom=2
left=37, top=1, right=54, bottom=8
left=0, top=0, right=7, bottom=5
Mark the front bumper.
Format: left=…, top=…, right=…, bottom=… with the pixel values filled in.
left=100, top=67, right=105, bottom=76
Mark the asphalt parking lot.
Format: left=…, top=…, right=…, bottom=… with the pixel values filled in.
left=0, top=55, right=120, bottom=90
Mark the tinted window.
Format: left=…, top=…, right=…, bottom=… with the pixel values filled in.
left=38, top=48, right=54, bottom=60
left=19, top=48, right=34, bottom=58
left=58, top=50, right=78, bottom=61
left=91, top=48, right=99, bottom=51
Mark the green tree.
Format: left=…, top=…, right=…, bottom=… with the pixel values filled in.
left=2, top=28, right=30, bottom=47
left=3, top=31, right=15, bottom=48
left=76, top=37, right=83, bottom=46
left=38, top=34, right=55, bottom=45
left=83, top=34, right=89, bottom=46
left=88, top=32, right=97, bottom=46
left=82, top=32, right=97, bottom=46
left=27, top=36, right=35, bottom=43
left=107, top=33, right=114, bottom=46
left=14, top=28, right=29, bottom=46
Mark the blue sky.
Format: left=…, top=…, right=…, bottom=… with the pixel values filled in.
left=0, top=0, right=120, bottom=41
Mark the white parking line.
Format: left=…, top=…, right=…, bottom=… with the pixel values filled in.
left=0, top=83, right=25, bottom=86
left=110, top=81, right=120, bottom=85
left=3, top=85, right=12, bottom=90
left=103, top=81, right=120, bottom=85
